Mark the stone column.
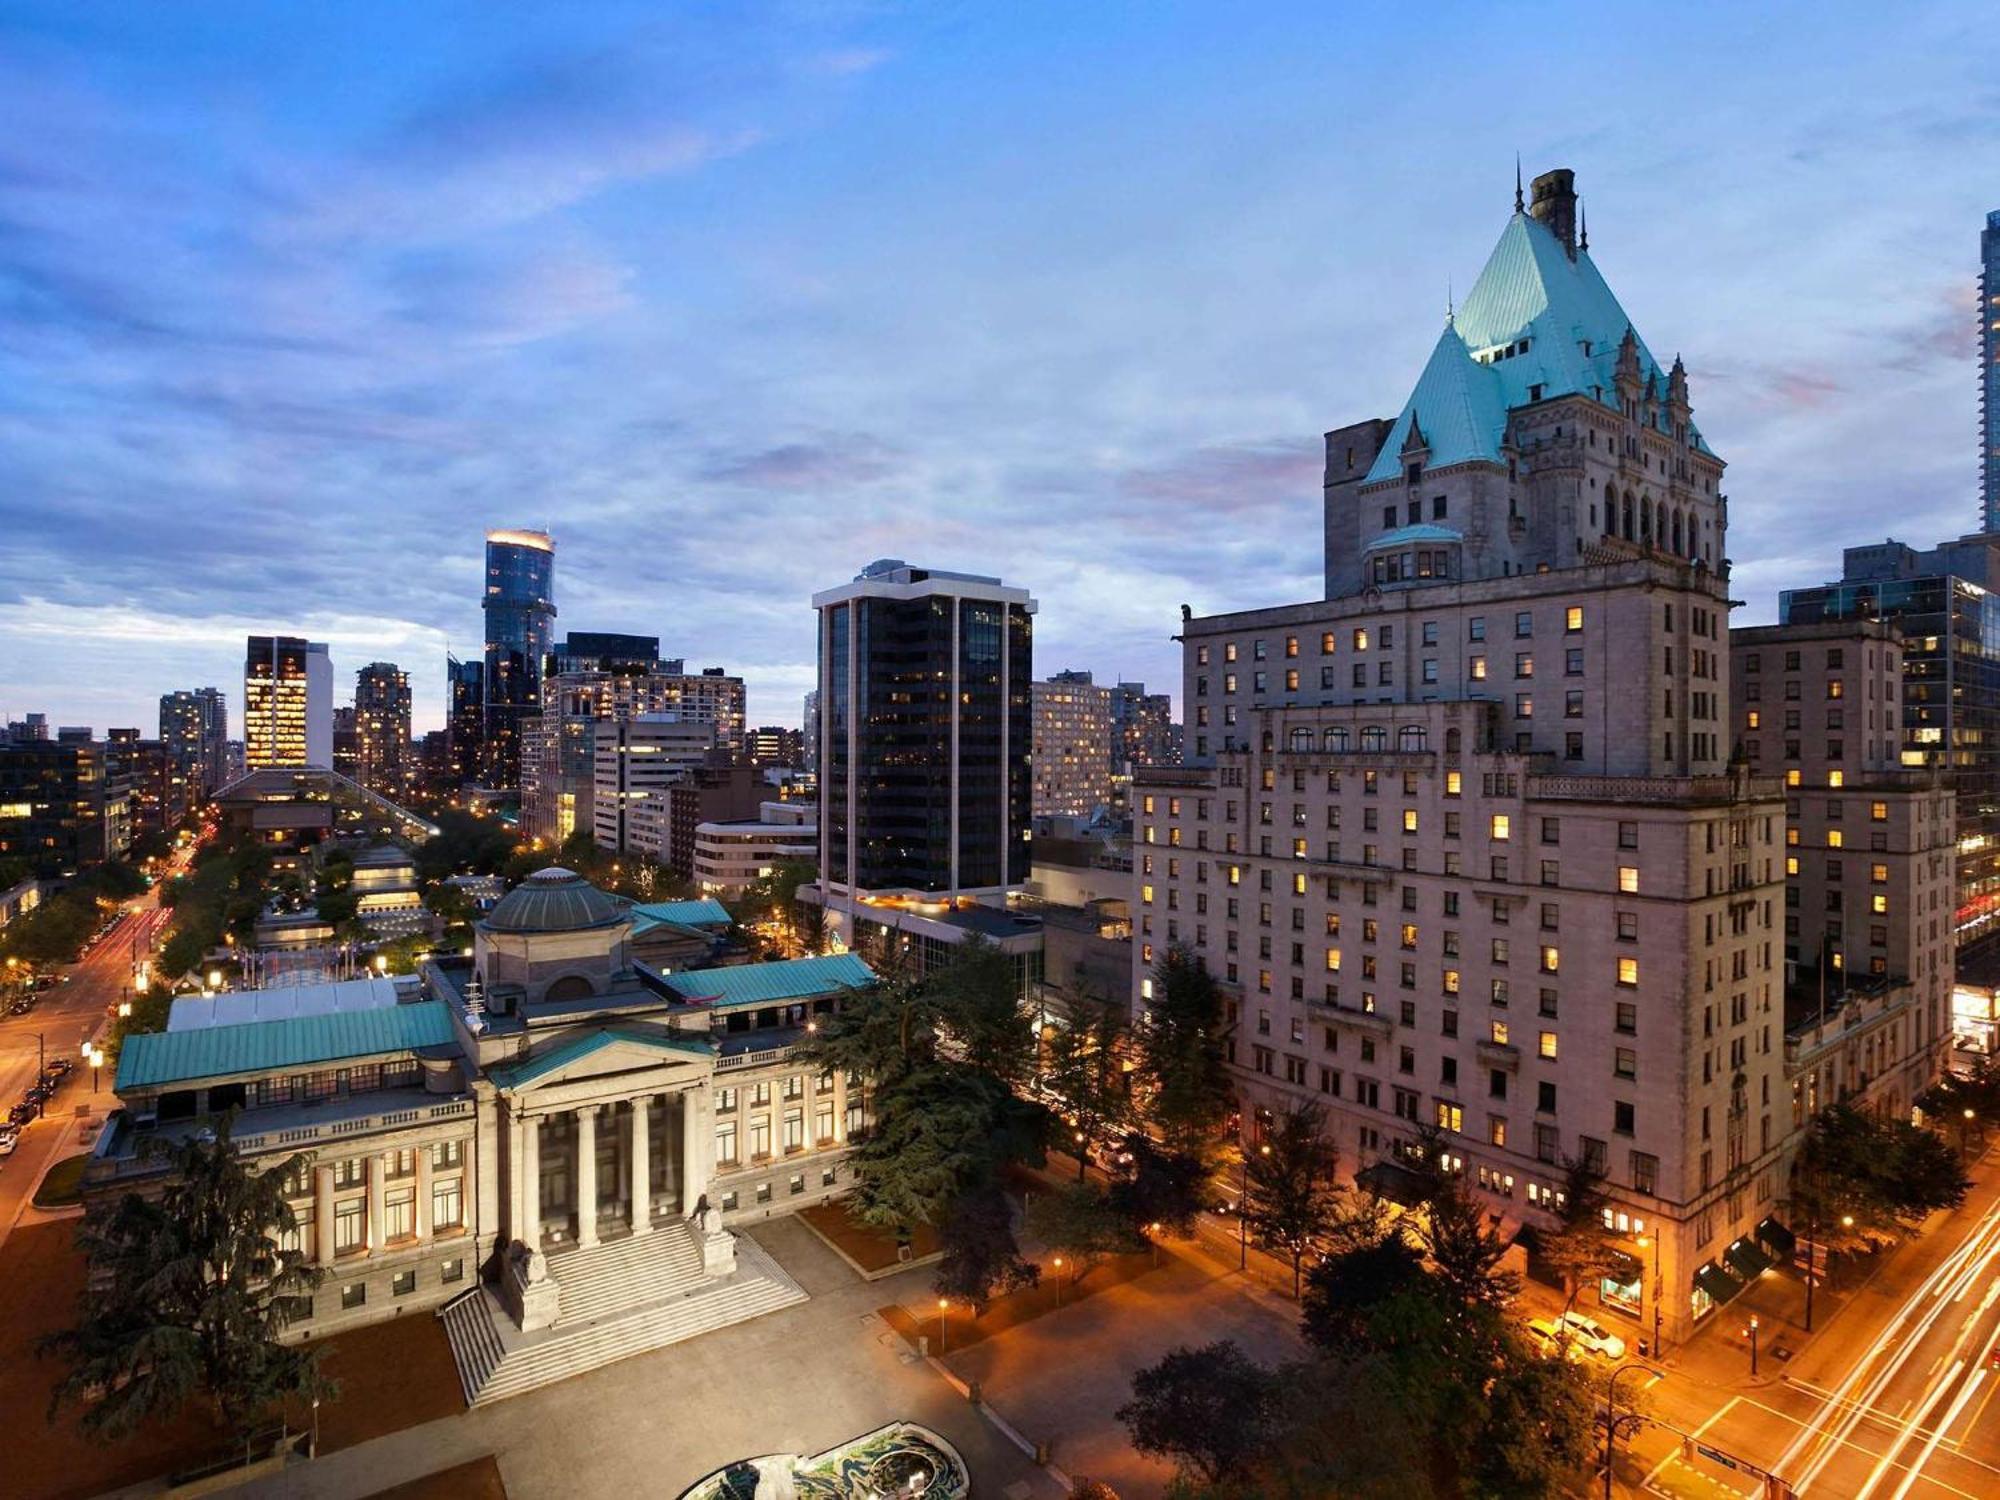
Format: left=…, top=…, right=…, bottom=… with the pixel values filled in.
left=576, top=1105, right=599, bottom=1248
left=630, top=1095, right=652, bottom=1236
left=415, top=1144, right=434, bottom=1242
left=366, top=1152, right=386, bottom=1254
left=681, top=1087, right=707, bottom=1214
left=314, top=1165, right=336, bottom=1266
left=522, top=1113, right=541, bottom=1249
left=831, top=1070, right=847, bottom=1144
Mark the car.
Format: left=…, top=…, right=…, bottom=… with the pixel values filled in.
left=1526, top=1317, right=1586, bottom=1361
left=0, top=1134, right=16, bottom=1158
left=7, top=1103, right=35, bottom=1127
left=6, top=1001, right=27, bottom=1017
left=1552, top=1312, right=1627, bottom=1362
left=45, top=1058, right=72, bottom=1077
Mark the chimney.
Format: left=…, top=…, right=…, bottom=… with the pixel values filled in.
left=1528, top=168, right=1578, bottom=259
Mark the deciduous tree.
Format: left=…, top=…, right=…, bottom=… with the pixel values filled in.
left=1244, top=1102, right=1341, bottom=1296
left=1135, top=947, right=1232, bottom=1157
left=1116, top=1341, right=1277, bottom=1486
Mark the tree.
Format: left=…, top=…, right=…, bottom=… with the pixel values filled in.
left=1043, top=1010, right=1134, bottom=1180
left=1136, top=947, right=1233, bottom=1156
left=1420, top=1177, right=1521, bottom=1316
left=925, top=935, right=1037, bottom=1088
left=1116, top=1341, right=1277, bottom=1486
left=1536, top=1155, right=1621, bottom=1318
left=1465, top=1329, right=1599, bottom=1499
left=1299, top=1217, right=1430, bottom=1356
left=1791, top=1104, right=1971, bottom=1254
left=1107, top=1134, right=1208, bottom=1238
left=934, top=1183, right=1040, bottom=1313
left=1244, top=1102, right=1341, bottom=1296
left=1030, top=1183, right=1140, bottom=1286
left=41, top=1118, right=331, bottom=1438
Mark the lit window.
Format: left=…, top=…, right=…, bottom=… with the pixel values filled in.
left=1445, top=770, right=1462, bottom=796
left=1871, top=801, right=1888, bottom=822
left=1470, top=656, right=1488, bottom=681
left=1353, top=628, right=1369, bottom=651
left=1617, top=956, right=1638, bottom=986
left=1538, top=1032, right=1558, bottom=1060
left=1491, top=1020, right=1509, bottom=1044
left=1871, top=863, right=1888, bottom=883
left=1872, top=894, right=1889, bottom=914
left=1565, top=606, right=1583, bottom=632
left=1617, top=866, right=1639, bottom=894
left=1786, top=856, right=1799, bottom=876
left=1326, top=948, right=1342, bottom=972
left=1490, top=814, right=1511, bottom=841
left=1403, top=809, right=1418, bottom=833
left=1747, top=710, right=1760, bottom=729
left=1827, top=830, right=1843, bottom=849
left=1540, top=945, right=1560, bottom=973
left=1786, top=769, right=1802, bottom=787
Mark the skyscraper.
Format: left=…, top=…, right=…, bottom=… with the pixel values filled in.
left=1031, top=670, right=1115, bottom=816
left=482, top=528, right=556, bottom=790
left=814, top=559, right=1035, bottom=915
left=1983, top=210, right=1999, bottom=532
left=1139, top=168, right=1794, bottom=1345
left=1108, top=679, right=1177, bottom=772
left=447, top=655, right=484, bottom=788
left=159, top=686, right=228, bottom=794
left=244, top=636, right=333, bottom=769
left=355, top=661, right=412, bottom=796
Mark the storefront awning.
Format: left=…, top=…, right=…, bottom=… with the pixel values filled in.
left=1754, top=1215, right=1797, bottom=1261
left=1724, top=1236, right=1776, bottom=1282
left=1693, top=1261, right=1747, bottom=1308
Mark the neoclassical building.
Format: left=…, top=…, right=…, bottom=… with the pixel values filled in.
left=93, top=867, right=875, bottom=1403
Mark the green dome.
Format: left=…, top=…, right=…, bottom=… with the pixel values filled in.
left=483, top=867, right=629, bottom=935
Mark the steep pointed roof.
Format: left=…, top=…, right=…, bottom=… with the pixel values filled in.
left=1364, top=209, right=1705, bottom=483
left=1366, top=325, right=1510, bottom=480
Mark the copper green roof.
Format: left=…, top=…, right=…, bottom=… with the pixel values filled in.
left=629, top=898, right=733, bottom=933
left=489, top=1025, right=714, bottom=1091
left=116, top=999, right=457, bottom=1090
left=661, top=953, right=876, bottom=1010
left=1365, top=209, right=1706, bottom=484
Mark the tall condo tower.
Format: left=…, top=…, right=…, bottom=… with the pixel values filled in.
left=482, top=528, right=556, bottom=791
left=244, top=636, right=332, bottom=769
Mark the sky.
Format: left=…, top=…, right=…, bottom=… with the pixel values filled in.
left=2, top=1, right=1996, bottom=738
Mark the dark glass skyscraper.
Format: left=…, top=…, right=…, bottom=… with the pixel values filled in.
left=481, top=528, right=556, bottom=790
left=815, top=560, right=1034, bottom=902
left=1983, top=210, right=1999, bottom=532
left=447, top=654, right=484, bottom=788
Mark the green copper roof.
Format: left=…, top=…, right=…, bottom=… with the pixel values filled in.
left=489, top=1024, right=714, bottom=1091
left=116, top=1000, right=457, bottom=1090
left=629, top=898, right=733, bottom=934
left=661, top=953, right=876, bottom=1010
left=1365, top=211, right=1705, bottom=483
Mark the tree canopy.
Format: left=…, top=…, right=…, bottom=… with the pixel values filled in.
left=1135, top=946, right=1233, bottom=1157
left=1789, top=1103, right=1971, bottom=1253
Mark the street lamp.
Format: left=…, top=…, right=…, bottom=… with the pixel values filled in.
left=207, top=968, right=223, bottom=992
left=1239, top=1141, right=1270, bottom=1271
left=1963, top=1108, right=1977, bottom=1156
left=1052, top=1256, right=1065, bottom=1308
left=1074, top=1129, right=1088, bottom=1182
left=1603, top=1362, right=1662, bottom=1499
left=1637, top=1234, right=1663, bottom=1357
left=1149, top=1221, right=1164, bottom=1269
left=936, top=1297, right=949, bottom=1354
left=1746, top=1313, right=1760, bottom=1376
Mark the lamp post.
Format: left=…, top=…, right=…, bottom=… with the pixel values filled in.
left=936, top=1297, right=949, bottom=1354
left=1963, top=1108, right=1977, bottom=1157
left=1052, top=1256, right=1065, bottom=1309
left=1603, top=1362, right=1661, bottom=1499
left=1747, top=1313, right=1760, bottom=1376
left=1239, top=1140, right=1269, bottom=1272
left=1637, top=1233, right=1663, bottom=1358
left=1149, top=1221, right=1163, bottom=1270
left=1074, top=1129, right=1088, bottom=1183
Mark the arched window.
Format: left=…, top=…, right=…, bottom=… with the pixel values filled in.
left=1325, top=727, right=1350, bottom=753
left=1289, top=727, right=1315, bottom=752
left=1640, top=498, right=1653, bottom=540
left=1398, top=725, right=1427, bottom=752
left=1261, top=730, right=1275, bottom=752
left=1360, top=725, right=1389, bottom=753
left=1622, top=493, right=1634, bottom=540
left=1445, top=727, right=1463, bottom=754
left=1671, top=509, right=1683, bottom=555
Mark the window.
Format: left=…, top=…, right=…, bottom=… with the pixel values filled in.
left=1614, top=1100, right=1636, bottom=1136
left=1617, top=956, right=1638, bottom=987
left=433, top=1179, right=464, bottom=1231
left=1540, top=945, right=1560, bottom=973
left=442, top=1256, right=465, bottom=1284
left=1490, top=814, right=1510, bottom=841
left=334, top=1200, right=365, bottom=1254
left=716, top=1120, right=739, bottom=1165
left=341, top=1282, right=366, bottom=1311
left=1614, top=1048, right=1637, bottom=1080
left=393, top=1269, right=417, bottom=1297
left=1618, top=865, right=1639, bottom=893
left=383, top=1187, right=415, bottom=1241
left=1538, top=1032, right=1558, bottom=1060
left=1565, top=606, right=1583, bottom=632
left=431, top=1139, right=465, bottom=1169
left=1515, top=611, right=1533, bottom=638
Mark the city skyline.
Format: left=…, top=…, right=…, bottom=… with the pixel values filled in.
left=2, top=3, right=1996, bottom=740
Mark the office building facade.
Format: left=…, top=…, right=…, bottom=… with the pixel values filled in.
left=447, top=656, right=485, bottom=789
left=1983, top=210, right=1999, bottom=533
left=159, top=687, right=228, bottom=796
left=1137, top=169, right=1788, bottom=1344
left=589, top=716, right=718, bottom=855
left=814, top=559, right=1035, bottom=912
left=245, top=636, right=333, bottom=770
left=483, top=529, right=557, bottom=791
left=0, top=729, right=114, bottom=873
left=1032, top=671, right=1116, bottom=817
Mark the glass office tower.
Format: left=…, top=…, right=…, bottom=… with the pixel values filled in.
left=481, top=529, right=556, bottom=790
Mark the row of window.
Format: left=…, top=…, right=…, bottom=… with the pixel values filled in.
left=714, top=1103, right=861, bottom=1164
left=331, top=1256, right=467, bottom=1313
left=1193, top=608, right=1579, bottom=669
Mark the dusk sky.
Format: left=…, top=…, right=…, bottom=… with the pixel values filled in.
left=3, top=1, right=1995, bottom=737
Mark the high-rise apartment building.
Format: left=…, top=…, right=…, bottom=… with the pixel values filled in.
left=1109, top=680, right=1177, bottom=773
left=447, top=655, right=484, bottom=789
left=748, top=726, right=805, bottom=767
left=159, top=687, right=228, bottom=796
left=354, top=661, right=412, bottom=797
left=1729, top=621, right=1954, bottom=1119
left=0, top=726, right=113, bottom=873
left=1780, top=533, right=2000, bottom=948
left=1032, top=670, right=1116, bottom=817
left=482, top=528, right=557, bottom=790
left=589, top=716, right=718, bottom=854
left=1982, top=211, right=1999, bottom=532
left=244, top=636, right=333, bottom=769
left=1137, top=169, right=1788, bottom=1344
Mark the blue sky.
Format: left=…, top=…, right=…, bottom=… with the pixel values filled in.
left=2, top=1, right=1995, bottom=736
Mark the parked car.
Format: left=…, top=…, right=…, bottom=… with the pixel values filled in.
left=6, top=1000, right=28, bottom=1017
left=0, top=1133, right=16, bottom=1158
left=1527, top=1317, right=1585, bottom=1361
left=45, top=1058, right=72, bottom=1078
left=1552, top=1312, right=1627, bottom=1362
left=7, top=1103, right=35, bottom=1127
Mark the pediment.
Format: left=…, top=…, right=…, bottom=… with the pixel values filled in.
left=491, top=1025, right=712, bottom=1094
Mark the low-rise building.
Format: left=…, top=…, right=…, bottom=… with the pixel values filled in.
left=694, top=804, right=817, bottom=896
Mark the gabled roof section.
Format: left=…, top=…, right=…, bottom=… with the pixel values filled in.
left=1364, top=210, right=1704, bottom=484
left=488, top=1024, right=713, bottom=1092
left=660, top=952, right=876, bottom=1011
left=1364, top=326, right=1510, bottom=483
left=630, top=898, right=733, bottom=934
left=1364, top=522, right=1464, bottom=552
left=117, top=999, right=456, bottom=1091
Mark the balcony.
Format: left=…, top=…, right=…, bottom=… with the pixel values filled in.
left=1527, top=771, right=1784, bottom=806
left=1476, top=1039, right=1521, bottom=1071
left=1308, top=1000, right=1393, bottom=1038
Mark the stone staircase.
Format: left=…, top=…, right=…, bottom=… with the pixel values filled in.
left=439, top=1225, right=807, bottom=1407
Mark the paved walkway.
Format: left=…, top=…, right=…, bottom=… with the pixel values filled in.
left=216, top=1217, right=1064, bottom=1500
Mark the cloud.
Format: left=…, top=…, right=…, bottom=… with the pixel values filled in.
left=700, top=434, right=904, bottom=488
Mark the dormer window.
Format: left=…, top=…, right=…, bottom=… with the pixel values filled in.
left=1406, top=462, right=1423, bottom=484
left=1528, top=384, right=1545, bottom=402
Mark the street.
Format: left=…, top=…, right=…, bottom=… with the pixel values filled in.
left=1638, top=1151, right=2000, bottom=1499
left=0, top=877, right=174, bottom=1247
